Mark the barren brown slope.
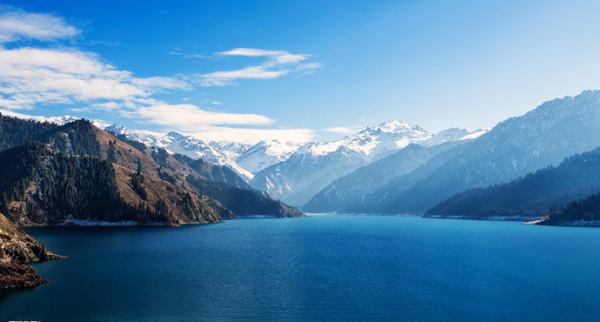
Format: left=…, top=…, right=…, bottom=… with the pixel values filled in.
left=91, top=124, right=233, bottom=224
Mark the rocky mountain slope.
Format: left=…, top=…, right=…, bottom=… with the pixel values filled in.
left=0, top=115, right=302, bottom=225
left=0, top=213, right=62, bottom=289
left=106, top=125, right=254, bottom=180
left=0, top=119, right=230, bottom=226
left=106, top=125, right=305, bottom=179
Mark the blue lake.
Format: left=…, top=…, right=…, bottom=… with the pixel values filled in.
left=2, top=215, right=600, bottom=321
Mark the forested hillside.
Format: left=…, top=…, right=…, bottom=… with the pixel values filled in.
left=426, top=147, right=600, bottom=219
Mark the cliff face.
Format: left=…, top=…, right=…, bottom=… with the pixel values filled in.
left=0, top=213, right=62, bottom=290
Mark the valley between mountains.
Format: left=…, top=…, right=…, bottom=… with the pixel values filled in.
left=4, top=90, right=600, bottom=290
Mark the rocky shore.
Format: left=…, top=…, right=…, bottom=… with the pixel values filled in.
left=0, top=213, right=63, bottom=290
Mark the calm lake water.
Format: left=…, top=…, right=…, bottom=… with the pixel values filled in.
left=2, top=215, right=600, bottom=321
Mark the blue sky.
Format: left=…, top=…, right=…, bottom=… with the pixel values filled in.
left=2, top=0, right=600, bottom=143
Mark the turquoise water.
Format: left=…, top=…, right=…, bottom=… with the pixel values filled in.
left=2, top=215, right=600, bottom=321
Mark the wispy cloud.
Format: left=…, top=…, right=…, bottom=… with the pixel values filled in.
left=0, top=9, right=317, bottom=144
left=0, top=10, right=79, bottom=43
left=218, top=48, right=308, bottom=65
left=198, top=47, right=319, bottom=87
left=200, top=66, right=289, bottom=87
left=190, top=127, right=314, bottom=145
left=168, top=47, right=204, bottom=59
left=0, top=47, right=186, bottom=109
left=202, top=99, right=224, bottom=106
left=125, top=101, right=273, bottom=129
left=323, top=126, right=358, bottom=135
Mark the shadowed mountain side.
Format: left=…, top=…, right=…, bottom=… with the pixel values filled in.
left=539, top=192, right=600, bottom=226
left=174, top=154, right=303, bottom=217
left=426, top=146, right=600, bottom=220
left=303, top=142, right=462, bottom=212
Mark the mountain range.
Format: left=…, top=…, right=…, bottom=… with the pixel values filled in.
left=303, top=141, right=464, bottom=212
left=250, top=121, right=487, bottom=206
left=5, top=90, right=600, bottom=228
left=334, top=90, right=600, bottom=215
left=2, top=109, right=490, bottom=210
left=105, top=124, right=301, bottom=181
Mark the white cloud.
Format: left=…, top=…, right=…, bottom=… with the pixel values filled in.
left=125, top=101, right=273, bottom=130
left=202, top=99, right=224, bottom=106
left=0, top=47, right=187, bottom=109
left=0, top=9, right=317, bottom=144
left=218, top=47, right=308, bottom=65
left=200, top=66, right=288, bottom=87
left=198, top=47, right=318, bottom=87
left=190, top=126, right=314, bottom=145
left=168, top=48, right=204, bottom=59
left=0, top=10, right=79, bottom=43
left=324, top=127, right=357, bottom=135
left=218, top=48, right=283, bottom=57
left=296, top=62, right=322, bottom=75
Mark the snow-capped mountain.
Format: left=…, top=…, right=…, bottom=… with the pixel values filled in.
left=2, top=108, right=488, bottom=197
left=343, top=90, right=600, bottom=215
left=250, top=120, right=480, bottom=206
left=105, top=125, right=254, bottom=180
left=236, top=140, right=302, bottom=173
left=301, top=127, right=487, bottom=213
left=301, top=120, right=432, bottom=161
left=104, top=125, right=302, bottom=178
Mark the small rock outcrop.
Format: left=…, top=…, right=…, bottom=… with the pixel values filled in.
left=0, top=213, right=63, bottom=290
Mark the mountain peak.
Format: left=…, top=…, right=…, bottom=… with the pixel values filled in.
left=165, top=131, right=189, bottom=139
left=375, top=120, right=416, bottom=133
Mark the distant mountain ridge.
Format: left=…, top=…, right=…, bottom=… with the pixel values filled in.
left=303, top=141, right=464, bottom=212
left=426, top=146, right=600, bottom=219
left=344, top=90, right=600, bottom=215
